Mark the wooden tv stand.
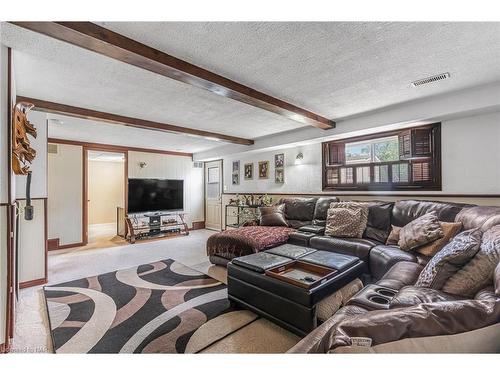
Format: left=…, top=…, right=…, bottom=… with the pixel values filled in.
left=124, top=212, right=189, bottom=244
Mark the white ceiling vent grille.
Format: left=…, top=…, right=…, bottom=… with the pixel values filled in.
left=48, top=144, right=59, bottom=154
left=412, top=72, right=450, bottom=87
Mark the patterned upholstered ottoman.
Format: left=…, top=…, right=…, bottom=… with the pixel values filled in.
left=207, top=226, right=296, bottom=266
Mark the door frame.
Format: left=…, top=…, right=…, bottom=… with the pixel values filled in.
left=204, top=159, right=223, bottom=231
left=82, top=146, right=128, bottom=245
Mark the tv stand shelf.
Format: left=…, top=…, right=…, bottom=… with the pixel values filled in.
left=124, top=212, right=189, bottom=244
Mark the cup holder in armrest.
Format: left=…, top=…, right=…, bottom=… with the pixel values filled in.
left=375, top=288, right=397, bottom=298
left=347, top=284, right=399, bottom=311
left=368, top=295, right=390, bottom=305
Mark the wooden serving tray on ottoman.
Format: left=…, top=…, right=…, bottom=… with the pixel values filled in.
left=265, top=260, right=338, bottom=289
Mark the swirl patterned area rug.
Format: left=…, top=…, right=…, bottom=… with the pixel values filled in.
left=43, top=259, right=257, bottom=353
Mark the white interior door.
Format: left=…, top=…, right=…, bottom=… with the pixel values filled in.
left=205, top=160, right=222, bottom=231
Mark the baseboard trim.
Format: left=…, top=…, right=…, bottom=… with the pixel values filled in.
left=19, top=277, right=47, bottom=289
left=48, top=238, right=84, bottom=251
left=191, top=221, right=205, bottom=230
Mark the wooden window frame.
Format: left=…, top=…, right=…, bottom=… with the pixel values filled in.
left=322, top=123, right=442, bottom=191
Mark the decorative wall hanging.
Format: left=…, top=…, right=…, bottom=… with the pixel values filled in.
left=275, top=168, right=284, bottom=184
left=258, top=161, right=269, bottom=179
left=12, top=101, right=36, bottom=175
left=232, top=160, right=240, bottom=185
left=275, top=153, right=284, bottom=168
left=244, top=163, right=254, bottom=180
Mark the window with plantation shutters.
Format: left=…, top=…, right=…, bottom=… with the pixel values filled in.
left=322, top=123, right=441, bottom=191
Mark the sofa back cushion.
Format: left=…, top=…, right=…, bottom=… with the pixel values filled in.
left=363, top=201, right=394, bottom=243
left=455, top=206, right=500, bottom=232
left=415, top=228, right=482, bottom=289
left=312, top=197, right=339, bottom=226
left=391, top=200, right=472, bottom=227
left=279, top=197, right=317, bottom=229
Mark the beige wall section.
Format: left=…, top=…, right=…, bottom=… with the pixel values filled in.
left=0, top=206, right=7, bottom=346
left=48, top=143, right=83, bottom=246
left=18, top=200, right=45, bottom=284
left=88, top=160, right=124, bottom=225
left=128, top=151, right=204, bottom=227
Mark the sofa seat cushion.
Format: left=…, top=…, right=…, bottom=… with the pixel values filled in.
left=300, top=250, right=359, bottom=271
left=231, top=252, right=291, bottom=273
left=390, top=286, right=463, bottom=309
left=265, top=244, right=316, bottom=259
left=369, top=245, right=418, bottom=281
left=376, top=261, right=424, bottom=291
left=309, top=235, right=380, bottom=261
left=299, top=225, right=325, bottom=234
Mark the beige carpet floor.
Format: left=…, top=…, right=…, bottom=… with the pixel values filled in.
left=11, top=229, right=299, bottom=353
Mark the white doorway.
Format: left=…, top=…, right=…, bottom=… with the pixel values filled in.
left=205, top=160, right=222, bottom=231
left=87, top=150, right=126, bottom=245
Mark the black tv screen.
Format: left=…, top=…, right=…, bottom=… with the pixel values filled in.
left=128, top=179, right=184, bottom=213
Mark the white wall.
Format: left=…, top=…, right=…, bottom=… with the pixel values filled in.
left=128, top=151, right=204, bottom=227
left=17, top=200, right=45, bottom=283
left=48, top=143, right=83, bottom=245
left=224, top=110, right=500, bottom=196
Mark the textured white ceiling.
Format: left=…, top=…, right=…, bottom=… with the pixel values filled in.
left=2, top=22, right=500, bottom=154
left=47, top=115, right=221, bottom=153
left=97, top=22, right=500, bottom=119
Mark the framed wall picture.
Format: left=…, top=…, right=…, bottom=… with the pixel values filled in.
left=275, top=153, right=284, bottom=168
left=258, top=161, right=269, bottom=179
left=232, top=173, right=240, bottom=185
left=275, top=168, right=284, bottom=184
left=244, top=163, right=253, bottom=180
left=232, top=160, right=240, bottom=173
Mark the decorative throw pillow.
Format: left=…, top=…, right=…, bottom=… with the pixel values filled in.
left=324, top=202, right=369, bottom=238
left=386, top=225, right=402, bottom=245
left=415, top=222, right=463, bottom=257
left=259, top=204, right=288, bottom=227
left=363, top=202, right=394, bottom=243
left=442, top=225, right=500, bottom=297
left=398, top=212, right=444, bottom=251
left=415, top=228, right=482, bottom=289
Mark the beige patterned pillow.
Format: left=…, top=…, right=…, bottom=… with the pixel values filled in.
left=415, top=228, right=482, bottom=289
left=398, top=212, right=444, bottom=251
left=442, top=225, right=500, bottom=297
left=325, top=202, right=369, bottom=238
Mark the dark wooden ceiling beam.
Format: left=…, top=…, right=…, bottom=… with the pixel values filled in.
left=17, top=96, right=254, bottom=145
left=11, top=22, right=335, bottom=130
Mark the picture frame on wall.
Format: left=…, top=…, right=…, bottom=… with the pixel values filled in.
left=258, top=161, right=269, bottom=179
left=232, top=160, right=240, bottom=173
left=275, top=168, right=284, bottom=184
left=275, top=153, right=284, bottom=168
left=232, top=173, right=240, bottom=185
left=244, top=163, right=253, bottom=180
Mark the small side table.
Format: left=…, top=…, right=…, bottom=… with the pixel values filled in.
left=225, top=204, right=261, bottom=230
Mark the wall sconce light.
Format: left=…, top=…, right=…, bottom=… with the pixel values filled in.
left=296, top=152, right=304, bottom=161
left=139, top=162, right=147, bottom=169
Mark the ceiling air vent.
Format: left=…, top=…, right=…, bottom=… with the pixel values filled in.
left=48, top=144, right=59, bottom=154
left=412, top=72, right=450, bottom=87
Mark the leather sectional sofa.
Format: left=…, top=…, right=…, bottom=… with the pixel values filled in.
left=215, top=196, right=500, bottom=352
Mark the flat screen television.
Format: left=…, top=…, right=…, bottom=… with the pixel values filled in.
left=128, top=178, right=184, bottom=213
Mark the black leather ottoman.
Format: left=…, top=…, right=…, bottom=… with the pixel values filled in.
left=227, top=245, right=364, bottom=336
